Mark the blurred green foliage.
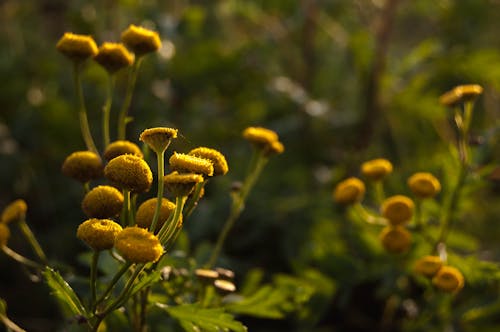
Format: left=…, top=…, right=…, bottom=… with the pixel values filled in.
left=1, top=0, right=500, bottom=331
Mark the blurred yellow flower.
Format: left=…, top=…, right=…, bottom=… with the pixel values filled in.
left=440, top=84, right=483, bottom=107
left=94, top=42, right=134, bottom=73
left=413, top=255, right=443, bottom=278
left=432, top=266, right=464, bottom=293
left=62, top=151, right=103, bottom=183
left=56, top=32, right=98, bottom=61
left=408, top=172, right=441, bottom=199
left=380, top=226, right=412, bottom=253
left=77, top=218, right=123, bottom=251
left=1, top=199, right=27, bottom=224
left=103, top=140, right=143, bottom=161
left=121, top=24, right=161, bottom=56
left=361, top=158, right=393, bottom=181
left=188, top=147, right=229, bottom=176
left=81, top=185, right=124, bottom=219
left=136, top=198, right=177, bottom=232
left=381, top=195, right=414, bottom=225
left=243, top=126, right=278, bottom=147
left=104, top=154, right=153, bottom=193
left=0, top=224, right=10, bottom=247
left=333, top=177, right=365, bottom=205
left=114, top=227, right=163, bottom=263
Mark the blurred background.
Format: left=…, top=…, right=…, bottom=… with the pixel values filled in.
left=0, top=0, right=499, bottom=331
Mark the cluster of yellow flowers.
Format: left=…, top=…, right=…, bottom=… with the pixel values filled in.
left=333, top=157, right=464, bottom=293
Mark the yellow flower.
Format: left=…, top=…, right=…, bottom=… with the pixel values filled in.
left=333, top=177, right=365, bottom=205
left=139, top=127, right=178, bottom=154
left=432, top=266, right=465, bottom=293
left=135, top=198, right=177, bottom=232
left=121, top=24, right=161, bottom=56
left=413, top=255, right=443, bottom=278
left=381, top=195, right=414, bottom=225
left=169, top=152, right=214, bottom=177
left=0, top=224, right=10, bottom=247
left=195, top=268, right=220, bottom=283
left=407, top=172, right=441, bottom=199
left=1, top=199, right=27, bottom=224
left=104, top=154, right=153, bottom=193
left=164, top=171, right=204, bottom=197
left=114, top=226, right=163, bottom=263
left=265, top=140, right=285, bottom=156
left=94, top=42, right=134, bottom=73
left=62, top=151, right=103, bottom=183
left=188, top=147, right=229, bottom=176
left=361, top=158, right=393, bottom=181
left=440, top=84, right=483, bottom=107
left=76, top=218, right=123, bottom=251
left=103, top=140, right=143, bottom=161
left=56, top=32, right=98, bottom=61
left=380, top=226, right=412, bottom=254
left=81, top=186, right=124, bottom=218
left=242, top=126, right=279, bottom=147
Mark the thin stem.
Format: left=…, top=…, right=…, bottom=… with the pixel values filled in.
left=73, top=62, right=98, bottom=154
left=0, top=313, right=27, bottom=332
left=1, top=246, right=44, bottom=270
left=159, top=196, right=186, bottom=245
left=121, top=190, right=131, bottom=227
left=117, top=57, right=142, bottom=140
left=150, top=151, right=165, bottom=233
left=206, top=150, right=268, bottom=268
left=102, top=74, right=115, bottom=149
left=18, top=219, right=47, bottom=264
left=373, top=180, right=385, bottom=205
left=412, top=199, right=435, bottom=245
left=183, top=181, right=206, bottom=219
left=90, top=250, right=100, bottom=312
left=95, top=261, right=133, bottom=306
left=352, top=203, right=387, bottom=226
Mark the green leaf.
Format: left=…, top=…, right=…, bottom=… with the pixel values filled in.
left=161, top=304, right=247, bottom=332
left=225, top=285, right=288, bottom=319
left=42, top=267, right=87, bottom=317
left=129, top=269, right=163, bottom=297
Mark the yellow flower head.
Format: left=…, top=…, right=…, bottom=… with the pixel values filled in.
left=121, top=24, right=161, bottom=56
left=414, top=255, right=443, bottom=278
left=195, top=268, right=220, bottom=283
left=188, top=147, right=229, bottom=176
left=440, top=84, right=483, bottom=107
left=164, top=171, right=204, bottom=197
left=0, top=224, right=10, bottom=247
left=136, top=197, right=177, bottom=232
left=62, top=151, right=103, bottom=183
left=380, top=226, right=412, bottom=254
left=94, top=42, right=134, bottom=73
left=265, top=140, right=285, bottom=156
left=56, top=32, right=98, bottom=62
left=104, top=154, right=153, bottom=193
left=333, top=177, right=365, bottom=205
left=81, top=185, right=124, bottom=218
left=243, top=126, right=278, bottom=146
left=76, top=218, right=123, bottom=251
left=432, top=266, right=465, bottom=293
left=381, top=195, right=414, bottom=225
left=169, top=152, right=214, bottom=177
left=408, top=172, right=441, bottom=199
left=139, top=127, right=178, bottom=154
left=361, top=158, right=393, bottom=181
left=1, top=199, right=27, bottom=224
left=114, top=226, right=163, bottom=263
left=103, top=140, right=143, bottom=161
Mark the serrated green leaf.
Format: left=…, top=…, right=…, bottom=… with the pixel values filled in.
left=42, top=267, right=87, bottom=317
left=161, top=304, right=247, bottom=332
left=225, top=285, right=288, bottom=319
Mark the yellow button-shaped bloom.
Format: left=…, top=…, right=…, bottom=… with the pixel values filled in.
left=265, top=140, right=285, bottom=156
left=103, top=140, right=143, bottom=161
left=62, top=151, right=103, bottom=183
left=440, top=84, right=483, bottom=107
left=164, top=171, right=204, bottom=197
left=0, top=224, right=10, bottom=247
left=432, top=266, right=464, bottom=293
left=242, top=126, right=278, bottom=147
left=77, top=219, right=123, bottom=251
left=104, top=154, right=153, bottom=193
left=188, top=147, right=229, bottom=176
left=333, top=177, right=365, bottom=205
left=1, top=199, right=27, bottom=224
left=408, top=172, right=441, bottom=199
left=381, top=195, right=414, bottom=225
left=94, top=42, right=134, bottom=73
left=413, top=255, right=443, bottom=278
left=56, top=32, right=98, bottom=61
left=136, top=197, right=176, bottom=232
left=169, top=152, right=214, bottom=177
left=114, top=227, right=163, bottom=263
left=121, top=25, right=161, bottom=56
left=139, top=127, right=178, bottom=154
left=82, top=185, right=124, bottom=218
left=380, top=226, right=411, bottom=254
left=361, top=158, right=393, bottom=181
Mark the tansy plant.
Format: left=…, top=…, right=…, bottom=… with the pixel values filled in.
left=332, top=84, right=494, bottom=328
left=0, top=24, right=317, bottom=332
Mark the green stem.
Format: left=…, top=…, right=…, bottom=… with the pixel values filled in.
left=373, top=180, right=385, bottom=205
left=413, top=199, right=435, bottom=245
left=95, top=261, right=133, bottom=306
left=352, top=203, right=387, bottom=225
left=121, top=190, right=131, bottom=227
left=183, top=181, right=206, bottom=219
left=117, top=57, right=142, bottom=140
left=18, top=219, right=47, bottom=264
left=1, top=246, right=44, bottom=270
left=102, top=74, right=115, bottom=149
left=206, top=150, right=268, bottom=268
left=73, top=62, right=98, bottom=154
left=90, top=251, right=100, bottom=313
left=150, top=151, right=165, bottom=233
left=159, top=196, right=186, bottom=245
